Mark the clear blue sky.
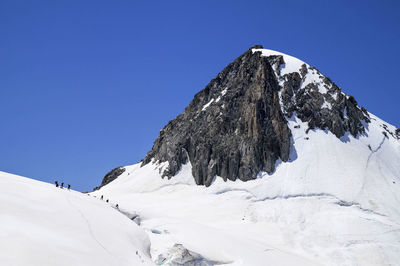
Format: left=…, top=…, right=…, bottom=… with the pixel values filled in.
left=1, top=0, right=399, bottom=192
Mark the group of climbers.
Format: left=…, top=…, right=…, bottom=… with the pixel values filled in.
left=54, top=181, right=70, bottom=190
left=54, top=181, right=119, bottom=209
left=99, top=194, right=118, bottom=209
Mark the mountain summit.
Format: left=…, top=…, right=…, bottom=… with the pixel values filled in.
left=140, top=45, right=373, bottom=186
left=93, top=46, right=400, bottom=265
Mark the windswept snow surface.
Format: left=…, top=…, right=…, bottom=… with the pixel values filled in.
left=93, top=114, right=400, bottom=266
left=252, top=48, right=306, bottom=76
left=252, top=48, right=333, bottom=96
left=0, top=171, right=153, bottom=266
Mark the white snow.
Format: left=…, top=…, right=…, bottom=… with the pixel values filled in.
left=252, top=48, right=331, bottom=95
left=321, top=101, right=332, bottom=109
left=332, top=91, right=338, bottom=100
left=343, top=107, right=348, bottom=119
left=92, top=114, right=400, bottom=266
left=0, top=171, right=153, bottom=266
left=201, top=88, right=227, bottom=109
left=252, top=48, right=305, bottom=76
left=202, top=98, right=214, bottom=111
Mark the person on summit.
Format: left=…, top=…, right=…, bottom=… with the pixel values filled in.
left=67, top=184, right=71, bottom=190
left=55, top=181, right=59, bottom=187
left=61, top=182, right=64, bottom=189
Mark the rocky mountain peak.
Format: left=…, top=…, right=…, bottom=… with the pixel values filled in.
left=253, top=47, right=371, bottom=138
left=141, top=45, right=371, bottom=186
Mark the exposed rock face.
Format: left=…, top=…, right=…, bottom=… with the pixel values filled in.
left=155, top=244, right=223, bottom=266
left=143, top=45, right=291, bottom=186
left=142, top=45, right=371, bottom=186
left=271, top=59, right=370, bottom=138
left=97, top=167, right=126, bottom=189
left=381, top=124, right=400, bottom=140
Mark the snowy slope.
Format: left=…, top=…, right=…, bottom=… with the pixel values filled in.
left=0, top=171, right=154, bottom=266
left=92, top=49, right=400, bottom=265
left=92, top=113, right=400, bottom=266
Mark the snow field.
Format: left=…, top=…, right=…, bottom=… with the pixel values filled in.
left=93, top=113, right=400, bottom=265
left=0, top=171, right=153, bottom=266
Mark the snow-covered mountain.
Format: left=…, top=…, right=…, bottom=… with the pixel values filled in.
left=2, top=46, right=400, bottom=266
left=92, top=46, right=400, bottom=265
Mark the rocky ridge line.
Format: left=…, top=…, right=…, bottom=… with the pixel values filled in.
left=94, top=166, right=126, bottom=190
left=254, top=47, right=370, bottom=138
left=141, top=45, right=370, bottom=186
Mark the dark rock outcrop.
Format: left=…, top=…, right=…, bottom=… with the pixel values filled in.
left=143, top=46, right=292, bottom=186
left=382, top=124, right=400, bottom=140
left=94, top=167, right=126, bottom=190
left=141, top=45, right=371, bottom=186
left=155, top=243, right=226, bottom=265
left=277, top=62, right=370, bottom=138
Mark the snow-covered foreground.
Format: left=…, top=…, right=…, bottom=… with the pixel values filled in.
left=0, top=171, right=153, bottom=266
left=92, top=114, right=400, bottom=266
